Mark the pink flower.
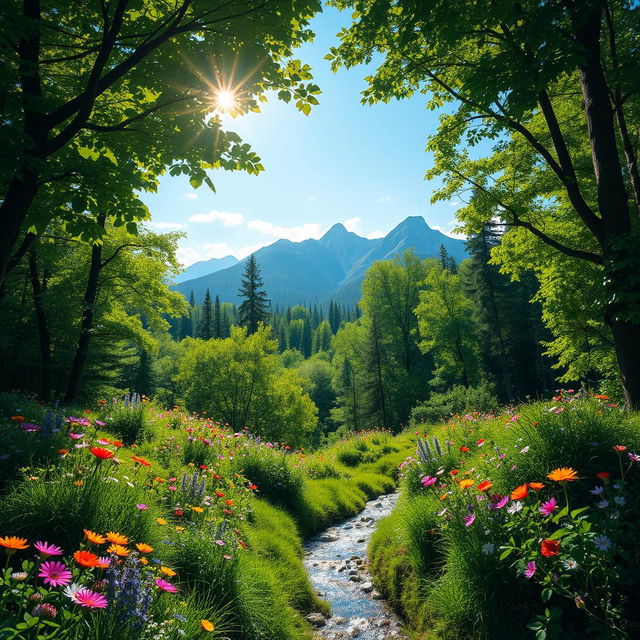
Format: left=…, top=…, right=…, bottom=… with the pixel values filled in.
left=489, top=495, right=509, bottom=510
left=464, top=513, right=475, bottom=526
left=38, top=561, right=72, bottom=587
left=420, top=476, right=437, bottom=487
left=69, top=433, right=84, bottom=440
left=35, top=541, right=64, bottom=557
left=155, top=578, right=178, bottom=593
left=524, top=561, right=536, bottom=579
left=136, top=504, right=148, bottom=510
left=539, top=497, right=557, bottom=516
left=74, top=588, right=108, bottom=609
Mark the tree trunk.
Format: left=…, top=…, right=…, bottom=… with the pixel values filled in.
left=28, top=245, right=52, bottom=401
left=607, top=316, right=640, bottom=409
left=64, top=213, right=106, bottom=404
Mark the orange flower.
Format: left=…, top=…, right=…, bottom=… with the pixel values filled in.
left=191, top=506, right=204, bottom=513
left=160, top=566, right=176, bottom=577
left=154, top=477, right=165, bottom=483
left=594, top=394, right=609, bottom=400
left=477, top=480, right=492, bottom=492
left=105, top=532, right=129, bottom=545
left=156, top=518, right=168, bottom=525
left=201, top=620, right=215, bottom=632
left=225, top=499, right=234, bottom=506
left=540, top=538, right=560, bottom=557
left=528, top=482, right=545, bottom=491
left=107, top=543, right=130, bottom=557
left=74, top=549, right=100, bottom=567
left=449, top=469, right=459, bottom=476
left=10, top=416, right=24, bottom=421
left=612, top=445, right=627, bottom=452
left=510, top=484, right=529, bottom=501
left=547, top=467, right=578, bottom=483
left=439, top=493, right=448, bottom=501
left=139, top=557, right=149, bottom=565
left=131, top=455, right=151, bottom=467
left=74, top=480, right=84, bottom=487
left=83, top=529, right=106, bottom=545
left=136, top=543, right=154, bottom=554
left=458, top=479, right=474, bottom=490
left=215, top=490, right=225, bottom=498
left=0, top=536, right=29, bottom=551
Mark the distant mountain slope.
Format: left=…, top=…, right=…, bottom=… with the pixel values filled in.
left=174, top=216, right=467, bottom=308
left=174, top=255, right=238, bottom=283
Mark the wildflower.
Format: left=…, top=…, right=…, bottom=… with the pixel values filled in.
left=628, top=453, right=640, bottom=463
left=69, top=433, right=84, bottom=440
left=96, top=557, right=111, bottom=569
left=547, top=467, right=578, bottom=482
left=464, top=513, right=475, bottom=526
left=74, top=550, right=100, bottom=567
left=83, top=529, right=106, bottom=545
left=201, top=620, right=215, bottom=632
left=74, top=588, right=108, bottom=609
left=0, top=536, right=29, bottom=551
left=612, top=445, right=627, bottom=452
left=524, top=561, right=536, bottom=579
left=160, top=566, right=176, bottom=577
left=458, top=479, right=474, bottom=490
left=507, top=502, right=523, bottom=514
left=596, top=472, right=611, bottom=480
left=539, top=498, right=557, bottom=516
left=460, top=446, right=470, bottom=453
left=34, top=541, right=63, bottom=557
left=106, top=532, right=129, bottom=545
left=481, top=543, right=494, bottom=555
left=58, top=449, right=69, bottom=456
left=614, top=496, right=626, bottom=506
left=112, top=440, right=123, bottom=448
left=191, top=506, right=204, bottom=513
left=477, top=481, right=492, bottom=492
left=520, top=446, right=530, bottom=454
left=489, top=495, right=509, bottom=510
left=155, top=578, right=178, bottom=593
left=510, top=484, right=529, bottom=501
left=156, top=518, right=168, bottom=525
left=562, top=559, right=579, bottom=570
left=38, top=561, right=72, bottom=587
left=528, top=482, right=545, bottom=491
left=132, top=455, right=152, bottom=467
left=63, top=583, right=83, bottom=603
left=74, top=480, right=84, bottom=486
left=476, top=439, right=485, bottom=446
left=420, top=476, right=437, bottom=487
left=90, top=447, right=114, bottom=460
left=107, top=543, right=130, bottom=557
left=590, top=486, right=605, bottom=496
left=598, top=499, right=610, bottom=508
left=449, top=469, right=459, bottom=476
left=540, top=539, right=560, bottom=557
left=225, top=499, right=234, bottom=506
left=10, top=416, right=24, bottom=421
left=136, top=543, right=154, bottom=554
left=97, top=438, right=111, bottom=446
left=32, top=603, right=57, bottom=619
left=11, top=571, right=28, bottom=581
left=593, top=535, right=612, bottom=551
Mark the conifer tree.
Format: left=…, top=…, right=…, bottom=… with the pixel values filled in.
left=238, top=255, right=270, bottom=334
left=213, top=295, right=221, bottom=339
left=301, top=317, right=312, bottom=358
left=198, top=289, right=213, bottom=340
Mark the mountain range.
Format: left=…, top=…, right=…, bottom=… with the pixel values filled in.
left=174, top=216, right=468, bottom=308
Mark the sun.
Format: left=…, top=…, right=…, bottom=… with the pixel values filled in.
left=214, top=89, right=236, bottom=112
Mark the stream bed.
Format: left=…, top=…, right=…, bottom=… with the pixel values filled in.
left=303, top=492, right=407, bottom=640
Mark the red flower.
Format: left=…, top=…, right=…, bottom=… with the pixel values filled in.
left=477, top=481, right=492, bottom=492
left=596, top=472, right=611, bottom=480
left=215, top=490, right=225, bottom=498
left=613, top=445, right=627, bottom=452
left=112, top=440, right=123, bottom=448
left=540, top=539, right=560, bottom=557
left=173, top=508, right=184, bottom=517
left=459, top=446, right=470, bottom=453
left=131, top=455, right=151, bottom=467
left=510, top=484, right=529, bottom=501
left=449, top=470, right=459, bottom=476
left=90, top=447, right=114, bottom=460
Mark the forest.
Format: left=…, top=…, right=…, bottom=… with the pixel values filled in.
left=1, top=0, right=640, bottom=639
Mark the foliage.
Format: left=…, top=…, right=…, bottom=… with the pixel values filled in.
left=102, top=394, right=150, bottom=446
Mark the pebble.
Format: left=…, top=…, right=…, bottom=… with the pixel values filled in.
left=305, top=613, right=326, bottom=627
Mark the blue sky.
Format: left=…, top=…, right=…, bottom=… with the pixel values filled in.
left=140, top=5, right=464, bottom=267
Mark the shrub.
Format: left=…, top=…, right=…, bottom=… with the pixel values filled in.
left=103, top=394, right=149, bottom=445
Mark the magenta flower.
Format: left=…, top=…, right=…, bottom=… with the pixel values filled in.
left=136, top=504, right=148, bottom=510
left=489, top=495, right=509, bottom=510
left=69, top=433, right=84, bottom=440
left=420, top=476, right=437, bottom=487
left=38, top=561, right=72, bottom=587
left=524, top=561, right=536, bottom=579
left=155, top=578, right=178, bottom=593
left=74, top=588, right=108, bottom=609
left=35, top=541, right=64, bottom=557
left=628, top=453, right=640, bottom=463
left=538, top=497, right=557, bottom=516
left=94, top=420, right=106, bottom=427
left=464, top=513, right=475, bottom=526
left=21, top=423, right=40, bottom=433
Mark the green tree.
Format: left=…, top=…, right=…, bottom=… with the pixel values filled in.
left=329, top=0, right=640, bottom=407
left=198, top=289, right=213, bottom=340
left=238, top=255, right=269, bottom=334
left=0, top=0, right=322, bottom=284
left=176, top=326, right=317, bottom=445
left=415, top=261, right=482, bottom=389
left=315, top=319, right=333, bottom=353
left=213, top=294, right=221, bottom=339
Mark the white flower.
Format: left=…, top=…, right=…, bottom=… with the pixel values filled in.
left=562, top=559, right=578, bottom=570
left=593, top=535, right=612, bottom=551
left=507, top=501, right=523, bottom=514
left=590, top=486, right=604, bottom=496
left=520, top=446, right=530, bottom=454
left=481, top=543, right=495, bottom=555
left=63, top=583, right=83, bottom=603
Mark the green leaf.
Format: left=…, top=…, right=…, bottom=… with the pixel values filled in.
left=547, top=528, right=569, bottom=540
left=499, top=547, right=514, bottom=560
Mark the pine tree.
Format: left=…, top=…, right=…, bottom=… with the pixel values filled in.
left=189, top=290, right=195, bottom=307
left=301, top=317, right=312, bottom=358
left=213, top=294, right=221, bottom=339
left=238, top=255, right=270, bottom=334
left=133, top=349, right=155, bottom=396
left=328, top=300, right=341, bottom=333
left=198, top=289, right=213, bottom=339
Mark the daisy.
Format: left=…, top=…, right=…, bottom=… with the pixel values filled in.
left=481, top=543, right=495, bottom=555
left=74, top=588, right=108, bottom=609
left=155, top=578, right=178, bottom=593
left=63, top=583, right=83, bottom=603
left=593, top=535, right=612, bottom=551
left=507, top=501, right=523, bottom=514
left=538, top=498, right=557, bottom=516
left=590, top=486, right=605, bottom=496
left=38, top=561, right=72, bottom=587
left=524, top=561, right=536, bottom=579
left=34, top=541, right=63, bottom=557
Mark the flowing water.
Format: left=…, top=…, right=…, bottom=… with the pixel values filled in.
left=303, top=492, right=408, bottom=640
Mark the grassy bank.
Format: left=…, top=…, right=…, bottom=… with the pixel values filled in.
left=368, top=395, right=640, bottom=639
left=0, top=394, right=412, bottom=639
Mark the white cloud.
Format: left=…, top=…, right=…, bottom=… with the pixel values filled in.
left=149, top=221, right=185, bottom=230
left=376, top=196, right=393, bottom=204
left=432, top=225, right=467, bottom=240
left=176, top=246, right=202, bottom=267
left=202, top=242, right=232, bottom=259
left=449, top=201, right=460, bottom=207
left=247, top=219, right=323, bottom=242
left=365, top=229, right=386, bottom=239
left=183, top=193, right=198, bottom=200
left=189, top=210, right=244, bottom=226
left=234, top=242, right=270, bottom=259
left=343, top=217, right=362, bottom=233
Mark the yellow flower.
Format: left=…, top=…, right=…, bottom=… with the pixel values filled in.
left=156, top=518, right=168, bottom=525
left=191, top=506, right=204, bottom=513
left=458, top=479, right=474, bottom=490
left=139, top=557, right=149, bottom=565
left=547, top=467, right=578, bottom=483
left=175, top=526, right=185, bottom=532
left=201, top=619, right=215, bottom=632
left=105, top=532, right=129, bottom=545
left=160, top=566, right=176, bottom=577
left=136, top=543, right=154, bottom=554
left=107, top=543, right=130, bottom=557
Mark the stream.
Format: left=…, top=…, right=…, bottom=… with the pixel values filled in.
left=303, top=492, right=407, bottom=640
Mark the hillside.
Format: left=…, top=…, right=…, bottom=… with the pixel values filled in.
left=175, top=215, right=468, bottom=307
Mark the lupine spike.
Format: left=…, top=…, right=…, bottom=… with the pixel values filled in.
left=434, top=436, right=442, bottom=456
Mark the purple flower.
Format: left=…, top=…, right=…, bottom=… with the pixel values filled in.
left=538, top=497, right=557, bottom=516
left=35, top=541, right=64, bottom=557
left=136, top=504, right=148, bottom=510
left=489, top=495, right=509, bottom=510
left=590, top=486, right=605, bottom=496
left=524, top=561, right=536, bottom=579
left=464, top=513, right=475, bottom=527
